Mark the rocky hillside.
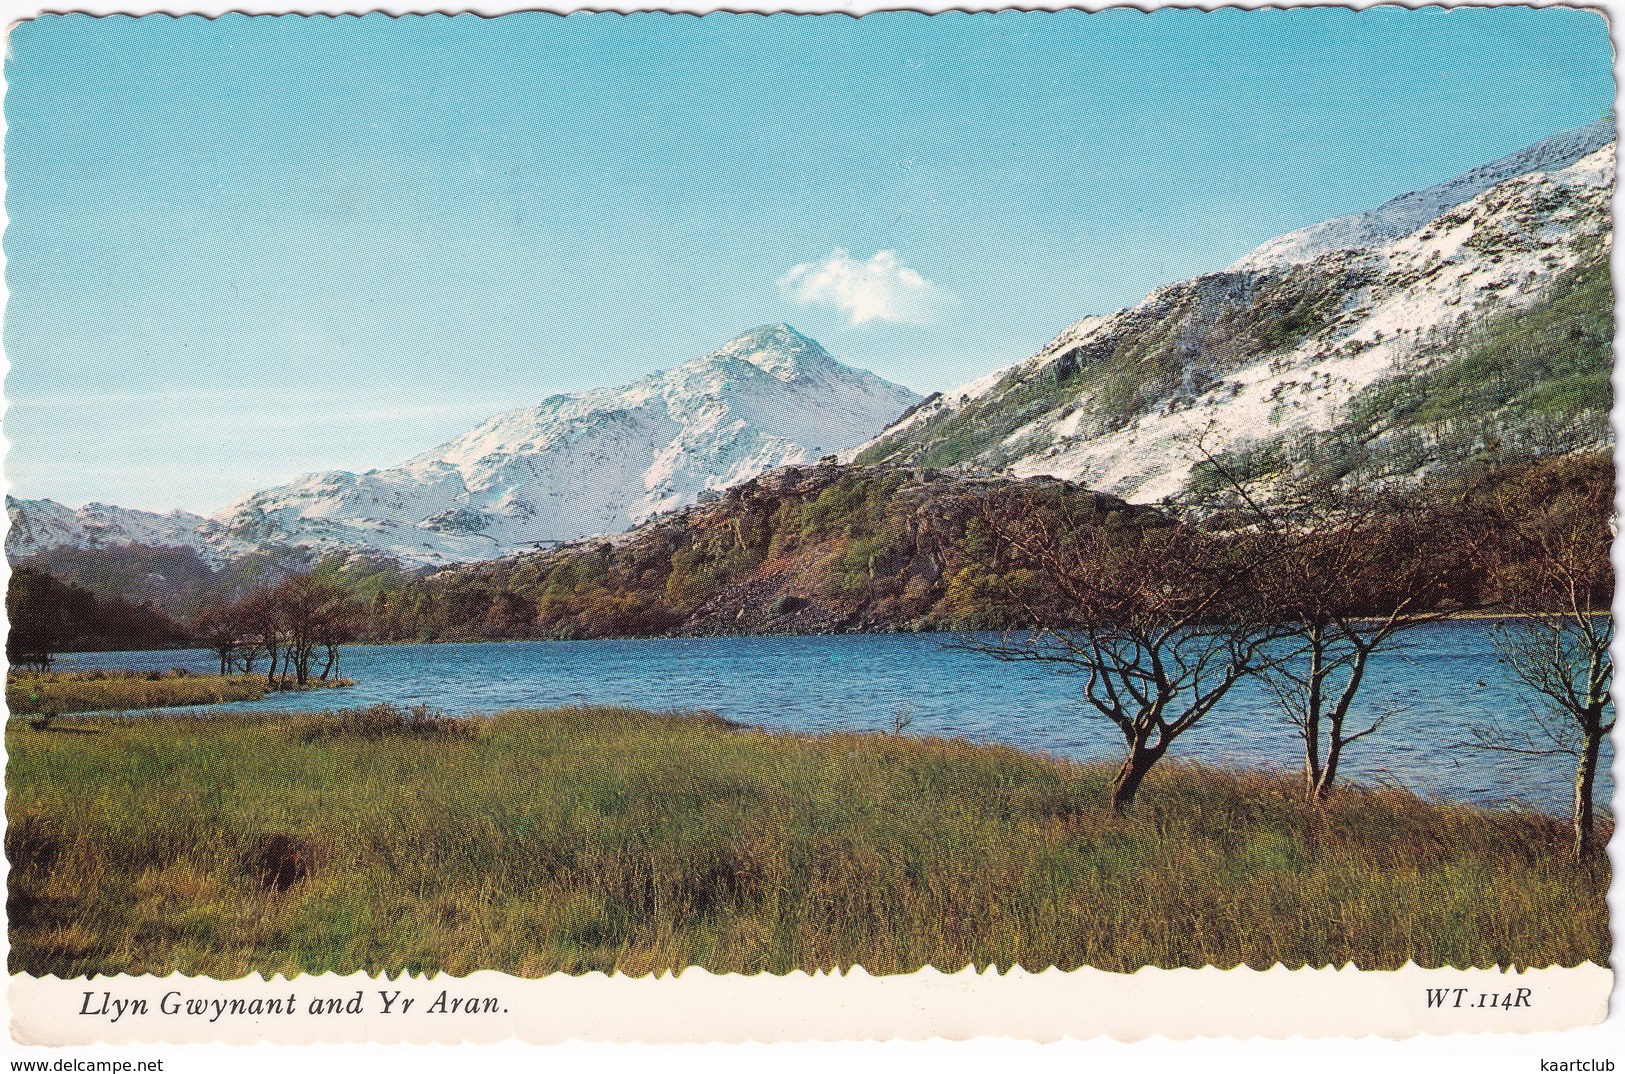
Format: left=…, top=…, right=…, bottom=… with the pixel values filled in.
left=9, top=325, right=919, bottom=567
left=334, top=448, right=1606, bottom=645
left=856, top=130, right=1613, bottom=504
left=385, top=463, right=1164, bottom=641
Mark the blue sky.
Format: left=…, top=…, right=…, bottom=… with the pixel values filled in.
left=5, top=8, right=1613, bottom=512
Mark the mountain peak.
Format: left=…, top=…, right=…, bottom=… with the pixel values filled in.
left=701, top=323, right=837, bottom=378
left=725, top=322, right=808, bottom=346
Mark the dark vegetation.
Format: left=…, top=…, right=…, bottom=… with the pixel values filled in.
left=7, top=705, right=1608, bottom=978
left=4, top=568, right=189, bottom=667
left=18, top=540, right=327, bottom=623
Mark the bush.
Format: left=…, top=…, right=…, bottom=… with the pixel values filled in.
left=289, top=703, right=480, bottom=742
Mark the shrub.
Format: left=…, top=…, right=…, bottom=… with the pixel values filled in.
left=289, top=703, right=481, bottom=742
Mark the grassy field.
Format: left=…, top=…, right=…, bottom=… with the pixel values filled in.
left=6, top=705, right=1608, bottom=978
left=5, top=669, right=351, bottom=716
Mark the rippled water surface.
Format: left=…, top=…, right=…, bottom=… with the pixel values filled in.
left=61, top=620, right=1610, bottom=812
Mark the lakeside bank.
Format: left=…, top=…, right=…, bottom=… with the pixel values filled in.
left=7, top=704, right=1607, bottom=978
left=5, top=669, right=352, bottom=716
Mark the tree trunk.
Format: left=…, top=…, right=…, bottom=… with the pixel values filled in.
left=1302, top=627, right=1324, bottom=800
left=1313, top=749, right=1338, bottom=803
left=1110, top=742, right=1165, bottom=814
left=1313, top=643, right=1371, bottom=803
left=1573, top=726, right=1602, bottom=858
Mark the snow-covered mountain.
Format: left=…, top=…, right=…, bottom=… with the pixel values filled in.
left=4, top=499, right=219, bottom=561
left=9, top=325, right=920, bottom=566
left=856, top=126, right=1614, bottom=502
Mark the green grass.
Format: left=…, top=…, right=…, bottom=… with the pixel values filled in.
left=6, top=705, right=1607, bottom=978
left=1347, top=245, right=1612, bottom=433
left=5, top=669, right=351, bottom=716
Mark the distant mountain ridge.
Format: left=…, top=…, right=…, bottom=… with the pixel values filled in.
left=856, top=124, right=1614, bottom=502
left=8, top=325, right=921, bottom=566
left=5, top=498, right=217, bottom=560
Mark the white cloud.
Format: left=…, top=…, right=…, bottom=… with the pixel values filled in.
left=778, top=248, right=952, bottom=326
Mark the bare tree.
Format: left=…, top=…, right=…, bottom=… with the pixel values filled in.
left=189, top=575, right=361, bottom=688
left=1469, top=459, right=1614, bottom=857
left=313, top=593, right=362, bottom=680
left=276, top=575, right=324, bottom=686
left=1203, top=470, right=1485, bottom=802
left=191, top=604, right=252, bottom=676
left=956, top=492, right=1285, bottom=813
left=235, top=587, right=285, bottom=687
left=270, top=574, right=361, bottom=686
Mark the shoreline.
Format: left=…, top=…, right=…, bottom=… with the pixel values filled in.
left=38, top=607, right=1599, bottom=658
left=5, top=669, right=354, bottom=716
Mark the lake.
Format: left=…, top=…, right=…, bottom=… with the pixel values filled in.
left=55, top=620, right=1609, bottom=813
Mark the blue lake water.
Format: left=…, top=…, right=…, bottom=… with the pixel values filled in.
left=56, top=620, right=1610, bottom=813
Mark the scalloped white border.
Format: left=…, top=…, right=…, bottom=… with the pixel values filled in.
left=2, top=964, right=1615, bottom=1045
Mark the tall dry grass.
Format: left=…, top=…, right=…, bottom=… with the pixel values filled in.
left=6, top=669, right=349, bottom=715
left=6, top=705, right=1607, bottom=978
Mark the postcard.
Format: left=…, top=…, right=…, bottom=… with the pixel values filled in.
left=2, top=4, right=1615, bottom=1048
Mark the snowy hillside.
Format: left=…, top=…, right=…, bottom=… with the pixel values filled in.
left=11, top=326, right=920, bottom=566
left=858, top=129, right=1614, bottom=503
